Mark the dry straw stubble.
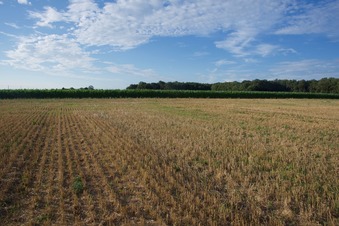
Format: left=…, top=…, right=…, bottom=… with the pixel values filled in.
left=0, top=98, right=338, bottom=225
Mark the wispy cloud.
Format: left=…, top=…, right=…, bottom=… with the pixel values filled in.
left=203, top=58, right=339, bottom=83
left=216, top=41, right=281, bottom=57
left=214, top=59, right=236, bottom=67
left=255, top=44, right=279, bottom=57
left=278, top=48, right=297, bottom=56
left=215, top=30, right=255, bottom=57
left=208, top=59, right=239, bottom=81
left=18, top=0, right=31, bottom=5
left=4, top=23, right=20, bottom=29
left=193, top=51, right=209, bottom=57
left=201, top=67, right=261, bottom=84
left=276, top=1, right=339, bottom=40
left=269, top=59, right=339, bottom=79
left=243, top=58, right=259, bottom=64
left=0, top=31, right=20, bottom=38
left=106, top=63, right=157, bottom=78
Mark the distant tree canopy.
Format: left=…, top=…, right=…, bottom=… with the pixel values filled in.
left=126, top=78, right=339, bottom=93
left=128, top=81, right=211, bottom=91
left=62, top=85, right=94, bottom=90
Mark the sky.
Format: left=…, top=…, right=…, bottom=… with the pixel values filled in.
left=0, top=0, right=339, bottom=89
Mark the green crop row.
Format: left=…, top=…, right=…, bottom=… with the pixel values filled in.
left=0, top=89, right=338, bottom=99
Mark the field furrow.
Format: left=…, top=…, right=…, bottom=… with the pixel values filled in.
left=60, top=108, right=80, bottom=224
left=22, top=109, right=58, bottom=225
left=62, top=107, right=90, bottom=225
left=56, top=108, right=67, bottom=224
left=65, top=109, right=118, bottom=224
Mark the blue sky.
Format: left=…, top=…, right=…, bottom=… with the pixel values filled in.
left=0, top=0, right=339, bottom=89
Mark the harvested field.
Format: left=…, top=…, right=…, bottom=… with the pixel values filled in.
left=0, top=99, right=338, bottom=225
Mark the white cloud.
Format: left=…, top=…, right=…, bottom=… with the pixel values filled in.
left=2, top=32, right=161, bottom=81
left=29, top=0, right=294, bottom=55
left=215, top=30, right=255, bottom=57
left=276, top=1, right=339, bottom=40
left=216, top=41, right=280, bottom=57
left=278, top=48, right=297, bottom=56
left=14, top=0, right=339, bottom=61
left=0, top=1, right=3, bottom=5
left=255, top=44, right=279, bottom=57
left=4, top=34, right=96, bottom=73
left=18, top=0, right=31, bottom=5
left=243, top=58, right=259, bottom=63
left=66, top=0, right=100, bottom=27
left=214, top=59, right=236, bottom=67
left=29, top=7, right=64, bottom=28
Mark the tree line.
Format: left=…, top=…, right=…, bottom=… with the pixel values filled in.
left=127, top=77, right=339, bottom=93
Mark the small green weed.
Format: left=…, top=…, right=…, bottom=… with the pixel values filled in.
left=36, top=214, right=49, bottom=224
left=73, top=176, right=84, bottom=195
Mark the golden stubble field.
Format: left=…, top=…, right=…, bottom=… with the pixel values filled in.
left=0, top=98, right=338, bottom=225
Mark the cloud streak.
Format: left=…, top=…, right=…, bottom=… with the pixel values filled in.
left=4, top=23, right=20, bottom=29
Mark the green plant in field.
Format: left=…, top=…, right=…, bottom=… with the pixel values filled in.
left=173, top=164, right=181, bottom=172
left=73, top=176, right=84, bottom=195
left=36, top=214, right=49, bottom=224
